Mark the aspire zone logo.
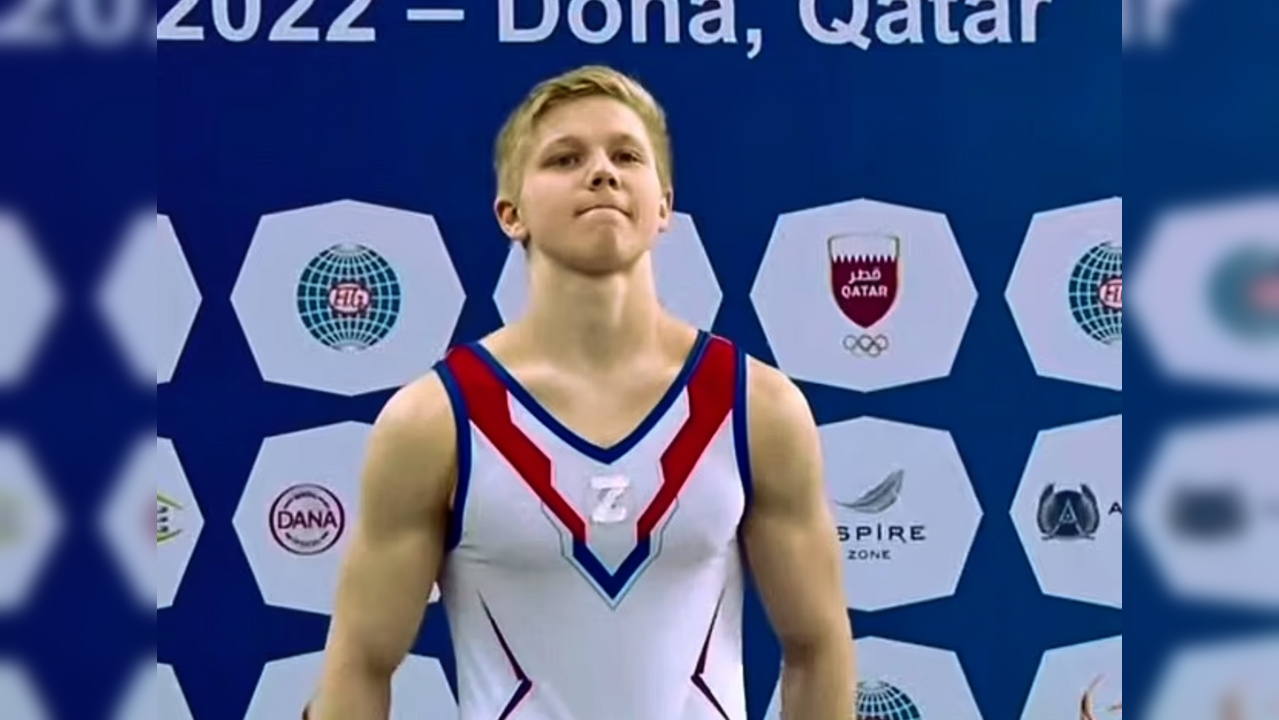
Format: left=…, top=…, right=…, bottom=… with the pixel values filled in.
left=269, top=483, right=346, bottom=555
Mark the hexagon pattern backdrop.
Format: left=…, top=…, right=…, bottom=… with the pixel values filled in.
left=138, top=186, right=1129, bottom=718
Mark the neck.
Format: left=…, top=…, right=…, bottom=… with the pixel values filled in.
left=517, top=251, right=665, bottom=371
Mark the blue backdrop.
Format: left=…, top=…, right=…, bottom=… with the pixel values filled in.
left=23, top=0, right=1279, bottom=717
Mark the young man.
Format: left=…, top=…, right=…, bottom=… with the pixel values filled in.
left=306, top=65, right=856, bottom=720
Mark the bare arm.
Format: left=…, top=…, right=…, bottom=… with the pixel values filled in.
left=740, top=359, right=856, bottom=720
left=308, top=375, right=457, bottom=720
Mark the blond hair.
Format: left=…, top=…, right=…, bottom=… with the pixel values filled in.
left=494, top=65, right=673, bottom=203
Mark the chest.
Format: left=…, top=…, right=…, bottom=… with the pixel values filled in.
left=456, top=394, right=746, bottom=574
left=508, top=367, right=683, bottom=449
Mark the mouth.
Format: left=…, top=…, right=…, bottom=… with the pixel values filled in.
left=578, top=204, right=628, bottom=217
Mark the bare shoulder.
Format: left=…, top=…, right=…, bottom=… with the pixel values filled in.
left=361, top=371, right=459, bottom=514
left=376, top=371, right=455, bottom=442
left=742, top=356, right=822, bottom=496
left=744, top=355, right=818, bottom=446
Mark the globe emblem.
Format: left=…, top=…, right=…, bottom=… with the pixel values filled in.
left=857, top=679, right=923, bottom=720
left=296, top=243, right=402, bottom=351
left=1209, top=245, right=1279, bottom=339
left=1068, top=242, right=1122, bottom=345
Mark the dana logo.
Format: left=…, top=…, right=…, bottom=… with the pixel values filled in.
left=270, top=483, right=346, bottom=555
left=297, top=243, right=402, bottom=352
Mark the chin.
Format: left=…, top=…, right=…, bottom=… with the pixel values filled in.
left=551, top=235, right=650, bottom=277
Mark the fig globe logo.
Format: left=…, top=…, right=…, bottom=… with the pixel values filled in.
left=856, top=679, right=923, bottom=719
left=1209, top=245, right=1279, bottom=340
left=1068, top=241, right=1123, bottom=346
left=297, top=243, right=403, bottom=352
left=828, top=232, right=900, bottom=358
left=269, top=483, right=346, bottom=556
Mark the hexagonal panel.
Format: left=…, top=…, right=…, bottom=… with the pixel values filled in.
left=0, top=210, right=60, bottom=388
left=493, top=212, right=722, bottom=329
left=0, top=659, right=50, bottom=720
left=99, top=433, right=205, bottom=610
left=764, top=637, right=981, bottom=720
left=0, top=436, right=62, bottom=613
left=112, top=659, right=195, bottom=720
left=1130, top=194, right=1279, bottom=391
left=231, top=200, right=466, bottom=396
left=98, top=212, right=202, bottom=386
left=244, top=651, right=455, bottom=720
left=1133, top=413, right=1279, bottom=610
left=234, top=421, right=371, bottom=615
left=820, top=417, right=982, bottom=611
left=750, top=198, right=976, bottom=392
left=1011, top=414, right=1123, bottom=609
left=1146, top=632, right=1279, bottom=718
left=1019, top=635, right=1122, bottom=720
left=1006, top=197, right=1123, bottom=391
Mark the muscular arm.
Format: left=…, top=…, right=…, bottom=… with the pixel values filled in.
left=308, top=375, right=457, bottom=720
left=740, top=360, right=856, bottom=720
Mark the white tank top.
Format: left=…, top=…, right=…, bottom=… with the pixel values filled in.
left=435, top=330, right=751, bottom=720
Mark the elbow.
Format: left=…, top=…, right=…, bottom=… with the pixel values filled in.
left=778, top=628, right=851, bottom=668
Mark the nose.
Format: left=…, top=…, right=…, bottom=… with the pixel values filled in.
left=587, top=152, right=620, bottom=189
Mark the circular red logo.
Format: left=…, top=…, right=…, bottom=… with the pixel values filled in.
left=1098, top=277, right=1123, bottom=310
left=269, top=483, right=346, bottom=555
left=328, top=281, right=371, bottom=316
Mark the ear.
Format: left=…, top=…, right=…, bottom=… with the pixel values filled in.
left=657, top=188, right=674, bottom=233
left=494, top=197, right=529, bottom=243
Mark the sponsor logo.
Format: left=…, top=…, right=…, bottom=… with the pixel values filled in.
left=829, top=232, right=900, bottom=358
left=835, top=470, right=926, bottom=561
left=1079, top=674, right=1122, bottom=719
left=1038, top=484, right=1121, bottom=541
left=269, top=483, right=346, bottom=555
left=856, top=679, right=923, bottom=718
left=1168, top=483, right=1247, bottom=540
left=157, top=493, right=183, bottom=544
left=297, top=243, right=402, bottom=352
left=1068, top=242, right=1123, bottom=346
left=1209, top=246, right=1279, bottom=340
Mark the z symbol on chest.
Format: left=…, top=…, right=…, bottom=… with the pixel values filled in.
left=589, top=475, right=630, bottom=525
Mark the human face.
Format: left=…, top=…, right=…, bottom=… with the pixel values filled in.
left=498, top=96, right=672, bottom=276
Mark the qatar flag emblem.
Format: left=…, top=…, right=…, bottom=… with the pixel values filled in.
left=829, top=233, right=901, bottom=329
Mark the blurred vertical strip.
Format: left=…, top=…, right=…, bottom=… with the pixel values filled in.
left=0, top=16, right=157, bottom=720
left=1125, top=0, right=1279, bottom=715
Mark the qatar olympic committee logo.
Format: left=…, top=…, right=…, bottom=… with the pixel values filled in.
left=270, top=483, right=346, bottom=555
left=1069, top=241, right=1123, bottom=346
left=829, top=232, right=901, bottom=358
left=296, top=243, right=403, bottom=352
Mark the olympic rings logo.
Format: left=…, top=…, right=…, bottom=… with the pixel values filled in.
left=843, top=334, right=889, bottom=357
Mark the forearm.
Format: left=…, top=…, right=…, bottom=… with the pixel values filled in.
left=779, top=641, right=856, bottom=720
left=307, top=663, right=392, bottom=720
